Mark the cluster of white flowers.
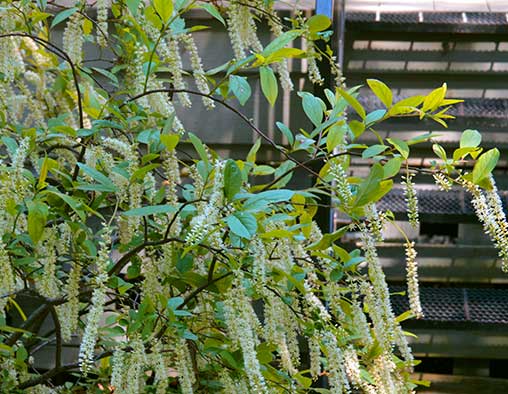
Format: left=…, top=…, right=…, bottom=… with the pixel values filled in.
left=167, top=36, right=191, bottom=108
left=306, top=40, right=324, bottom=85
left=186, top=161, right=225, bottom=247
left=0, top=241, right=15, bottom=316
left=461, top=177, right=508, bottom=271
left=368, top=352, right=397, bottom=394
left=130, top=337, right=150, bottom=393
left=304, top=281, right=332, bottom=321
left=226, top=1, right=263, bottom=60
left=96, top=0, right=109, bottom=47
left=343, top=345, right=362, bottom=388
left=0, top=13, right=25, bottom=82
left=322, top=332, right=350, bottom=393
left=251, top=238, right=268, bottom=290
left=37, top=229, right=61, bottom=299
left=110, top=348, right=126, bottom=390
left=11, top=137, right=31, bottom=200
left=60, top=263, right=81, bottom=341
left=220, top=372, right=250, bottom=394
left=175, top=338, right=196, bottom=394
left=402, top=172, right=419, bottom=228
left=266, top=13, right=294, bottom=91
left=62, top=12, right=84, bottom=65
left=350, top=290, right=373, bottom=347
left=79, top=228, right=111, bottom=373
left=365, top=203, right=385, bottom=242
left=224, top=276, right=267, bottom=393
left=330, top=159, right=353, bottom=208
left=263, top=292, right=300, bottom=375
left=309, top=333, right=322, bottom=380
left=433, top=172, right=452, bottom=191
left=405, top=241, right=423, bottom=319
left=180, top=34, right=215, bottom=109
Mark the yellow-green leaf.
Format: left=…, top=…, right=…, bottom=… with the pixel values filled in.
left=367, top=79, right=392, bottom=107
left=260, top=66, right=278, bottom=107
left=153, top=0, right=173, bottom=23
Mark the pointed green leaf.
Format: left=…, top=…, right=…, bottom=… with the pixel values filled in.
left=338, top=89, right=366, bottom=119
left=153, top=0, right=173, bottom=23
left=362, top=144, right=388, bottom=159
left=387, top=138, right=409, bottom=159
left=460, top=129, right=482, bottom=149
left=224, top=160, right=242, bottom=200
left=367, top=79, right=392, bottom=107
left=229, top=75, right=251, bottom=106
left=260, top=66, right=278, bottom=106
left=276, top=122, right=294, bottom=146
left=27, top=201, right=48, bottom=244
left=473, top=148, right=500, bottom=184
left=50, top=7, right=78, bottom=29
left=123, top=205, right=177, bottom=216
left=226, top=212, right=257, bottom=239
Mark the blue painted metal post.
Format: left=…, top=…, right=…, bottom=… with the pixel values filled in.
left=312, top=0, right=346, bottom=235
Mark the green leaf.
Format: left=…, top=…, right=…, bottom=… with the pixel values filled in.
left=77, top=163, right=117, bottom=191
left=453, top=147, right=480, bottom=162
left=259, top=66, right=278, bottom=106
left=37, top=157, right=50, bottom=190
left=123, top=205, right=177, bottom=216
left=131, top=163, right=159, bottom=182
left=387, top=138, right=409, bottom=159
left=299, top=92, right=324, bottom=127
left=247, top=139, right=261, bottom=163
left=307, top=14, right=331, bottom=33
left=243, top=189, right=295, bottom=211
left=365, top=109, right=386, bottom=126
left=229, top=75, right=251, bottom=106
left=432, top=144, right=447, bottom=161
left=263, top=30, right=302, bottom=56
left=126, top=0, right=142, bottom=15
left=91, top=67, right=119, bottom=87
left=160, top=134, right=180, bottom=151
left=307, top=227, right=348, bottom=250
left=367, top=79, right=392, bottom=107
left=460, top=129, right=482, bottom=149
left=362, top=144, right=388, bottom=159
left=188, top=133, right=209, bottom=165
left=383, top=157, right=403, bottom=178
left=473, top=148, right=500, bottom=184
left=153, top=0, right=173, bottom=23
left=226, top=212, right=257, bottom=239
left=326, top=123, right=346, bottom=152
left=46, top=191, right=86, bottom=221
left=50, top=7, right=78, bottom=28
left=355, top=163, right=384, bottom=206
left=198, top=3, right=225, bottom=25
left=276, top=122, right=294, bottom=146
left=422, top=83, right=447, bottom=112
left=389, top=95, right=425, bottom=116
left=349, top=120, right=365, bottom=139
left=338, top=88, right=366, bottom=120
left=224, top=160, right=242, bottom=200
left=27, top=201, right=48, bottom=244
left=167, top=296, right=184, bottom=310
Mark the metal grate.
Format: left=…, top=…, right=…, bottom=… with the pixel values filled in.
left=377, top=188, right=489, bottom=217
left=346, top=12, right=508, bottom=25
left=391, top=286, right=508, bottom=325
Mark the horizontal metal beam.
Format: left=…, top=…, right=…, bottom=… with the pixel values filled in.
left=346, top=49, right=508, bottom=63
left=346, top=29, right=508, bottom=42
left=345, top=70, right=508, bottom=88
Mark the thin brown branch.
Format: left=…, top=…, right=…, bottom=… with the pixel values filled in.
left=125, top=88, right=323, bottom=181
